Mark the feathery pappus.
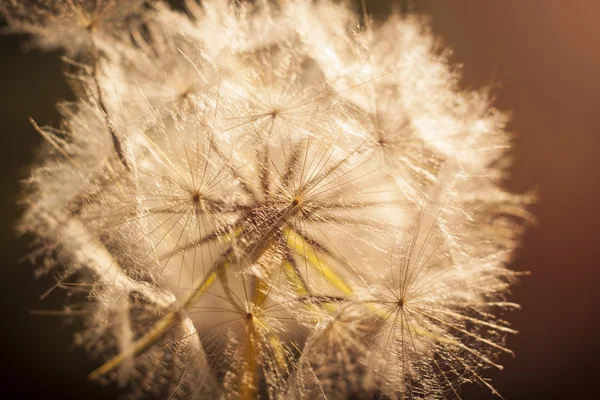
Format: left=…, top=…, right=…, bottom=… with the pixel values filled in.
left=4, top=0, right=534, bottom=398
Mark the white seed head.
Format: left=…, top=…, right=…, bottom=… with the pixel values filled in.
left=10, top=0, right=533, bottom=398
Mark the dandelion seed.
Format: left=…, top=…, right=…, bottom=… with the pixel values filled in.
left=288, top=304, right=376, bottom=399
left=0, top=0, right=150, bottom=56
left=362, top=197, right=520, bottom=399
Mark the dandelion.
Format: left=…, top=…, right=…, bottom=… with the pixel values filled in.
left=7, top=0, right=533, bottom=398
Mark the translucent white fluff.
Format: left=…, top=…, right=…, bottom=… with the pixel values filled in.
left=8, top=0, right=533, bottom=398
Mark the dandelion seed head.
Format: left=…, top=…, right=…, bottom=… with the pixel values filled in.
left=11, top=0, right=533, bottom=398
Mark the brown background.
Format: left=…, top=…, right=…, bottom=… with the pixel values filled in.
left=0, top=1, right=598, bottom=398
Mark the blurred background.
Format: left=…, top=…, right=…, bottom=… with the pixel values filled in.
left=0, top=1, right=598, bottom=398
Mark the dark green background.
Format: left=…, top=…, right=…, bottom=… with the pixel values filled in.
left=1, top=1, right=598, bottom=398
